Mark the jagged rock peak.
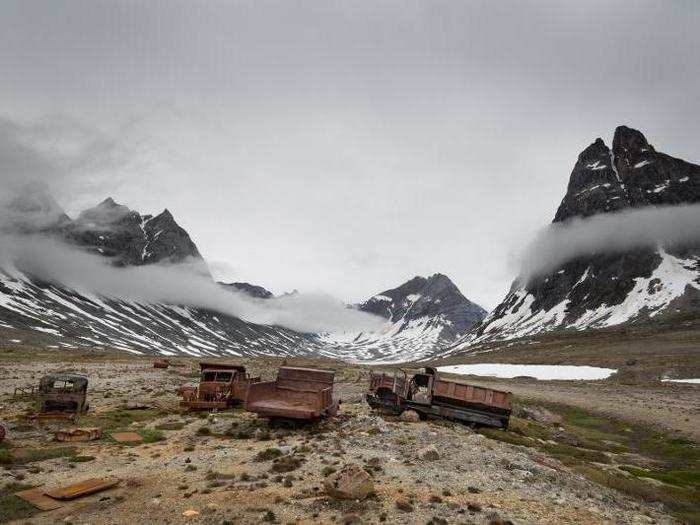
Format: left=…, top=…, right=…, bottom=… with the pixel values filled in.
left=612, top=125, right=654, bottom=158
left=359, top=272, right=487, bottom=340
left=220, top=281, right=274, bottom=299
left=77, top=197, right=134, bottom=225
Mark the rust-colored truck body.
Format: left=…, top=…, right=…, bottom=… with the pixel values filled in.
left=180, top=362, right=260, bottom=410
left=367, top=367, right=512, bottom=429
left=245, top=367, right=339, bottom=421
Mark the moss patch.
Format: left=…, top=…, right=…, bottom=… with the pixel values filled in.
left=479, top=400, right=700, bottom=521
left=78, top=408, right=167, bottom=433
left=0, top=482, right=38, bottom=524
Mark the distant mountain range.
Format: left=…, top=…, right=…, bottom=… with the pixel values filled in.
left=2, top=124, right=697, bottom=363
left=0, top=186, right=484, bottom=362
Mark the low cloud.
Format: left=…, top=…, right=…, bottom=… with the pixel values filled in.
left=0, top=234, right=385, bottom=334
left=517, top=204, right=700, bottom=280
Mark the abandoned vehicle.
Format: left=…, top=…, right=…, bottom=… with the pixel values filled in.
left=179, top=361, right=260, bottom=410
left=366, top=367, right=512, bottom=429
left=38, top=373, right=90, bottom=415
left=245, top=367, right=339, bottom=421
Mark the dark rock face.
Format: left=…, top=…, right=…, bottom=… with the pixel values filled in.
left=478, top=125, right=700, bottom=339
left=63, top=198, right=203, bottom=267
left=360, top=273, right=486, bottom=340
left=555, top=126, right=700, bottom=222
left=220, top=281, right=274, bottom=299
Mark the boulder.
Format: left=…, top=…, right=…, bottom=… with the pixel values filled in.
left=399, top=410, right=420, bottom=423
left=418, top=445, right=440, bottom=461
left=324, top=465, right=374, bottom=500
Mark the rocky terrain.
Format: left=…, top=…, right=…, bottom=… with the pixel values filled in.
left=1, top=349, right=698, bottom=524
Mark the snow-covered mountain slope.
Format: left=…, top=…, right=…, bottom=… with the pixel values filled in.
left=1, top=189, right=485, bottom=363
left=319, top=274, right=486, bottom=363
left=0, top=268, right=321, bottom=358
left=455, top=125, right=700, bottom=346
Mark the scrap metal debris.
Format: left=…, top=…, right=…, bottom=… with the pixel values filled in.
left=54, top=427, right=102, bottom=442
left=14, top=488, right=65, bottom=511
left=153, top=358, right=170, bottom=369
left=43, top=477, right=120, bottom=500
left=111, top=431, right=144, bottom=444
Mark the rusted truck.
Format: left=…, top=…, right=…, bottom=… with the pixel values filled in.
left=179, top=361, right=260, bottom=410
left=366, top=367, right=512, bottom=429
left=245, top=367, right=339, bottom=422
left=36, top=373, right=90, bottom=417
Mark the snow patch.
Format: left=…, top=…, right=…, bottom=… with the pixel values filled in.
left=438, top=363, right=616, bottom=381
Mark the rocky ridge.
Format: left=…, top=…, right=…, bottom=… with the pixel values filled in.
left=454, top=125, right=700, bottom=348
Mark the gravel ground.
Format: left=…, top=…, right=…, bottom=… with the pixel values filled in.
left=0, top=354, right=685, bottom=524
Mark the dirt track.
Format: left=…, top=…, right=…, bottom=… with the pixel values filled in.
left=439, top=375, right=700, bottom=442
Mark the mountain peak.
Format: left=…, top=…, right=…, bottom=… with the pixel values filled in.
left=470, top=125, right=700, bottom=345
left=78, top=198, right=133, bottom=226
left=100, top=197, right=118, bottom=207
left=359, top=273, right=486, bottom=342
left=613, top=125, right=653, bottom=158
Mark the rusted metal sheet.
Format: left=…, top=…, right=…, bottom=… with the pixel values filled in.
left=13, top=386, right=37, bottom=399
left=153, top=358, right=170, bottom=369
left=14, top=488, right=65, bottom=510
left=179, top=362, right=260, bottom=410
left=54, top=427, right=102, bottom=442
left=111, top=431, right=144, bottom=444
left=245, top=367, right=338, bottom=421
left=44, top=478, right=120, bottom=500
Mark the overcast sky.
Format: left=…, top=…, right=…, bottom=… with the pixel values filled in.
left=1, top=1, right=699, bottom=309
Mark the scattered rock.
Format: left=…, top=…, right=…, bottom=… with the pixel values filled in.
left=418, top=445, right=440, bottom=461
left=399, top=410, right=420, bottom=423
left=324, top=464, right=374, bottom=500
left=396, top=498, right=414, bottom=512
left=513, top=405, right=563, bottom=425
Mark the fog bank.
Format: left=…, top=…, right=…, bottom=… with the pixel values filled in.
left=0, top=234, right=385, bottom=334
left=518, top=204, right=700, bottom=279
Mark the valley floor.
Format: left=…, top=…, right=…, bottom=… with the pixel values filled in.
left=0, top=348, right=698, bottom=524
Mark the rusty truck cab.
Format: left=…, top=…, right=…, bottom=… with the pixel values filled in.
left=180, top=362, right=259, bottom=410
left=38, top=373, right=89, bottom=414
left=196, top=362, right=246, bottom=402
left=406, top=367, right=437, bottom=405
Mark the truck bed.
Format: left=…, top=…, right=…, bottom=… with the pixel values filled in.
left=245, top=397, right=322, bottom=420
left=244, top=372, right=337, bottom=420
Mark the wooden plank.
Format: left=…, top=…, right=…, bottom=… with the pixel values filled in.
left=15, top=488, right=64, bottom=510
left=44, top=478, right=119, bottom=500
